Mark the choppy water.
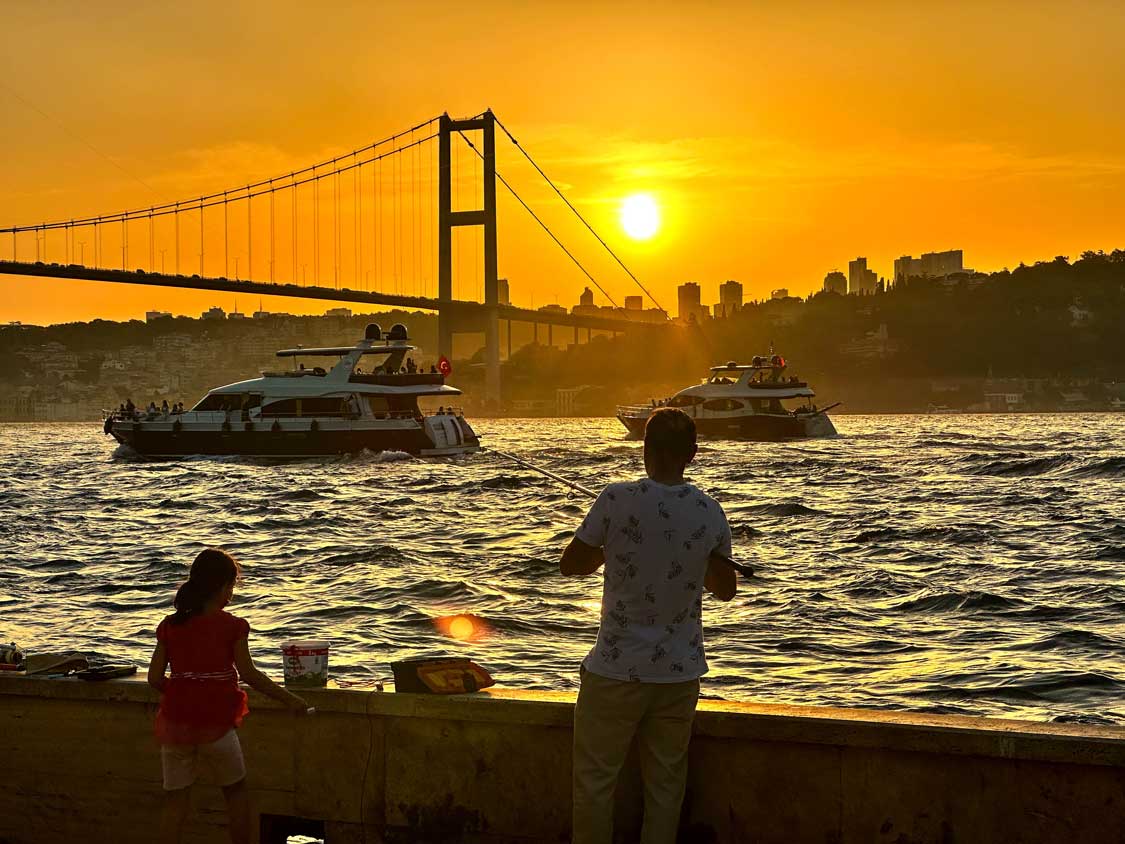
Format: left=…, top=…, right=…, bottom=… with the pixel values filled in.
left=2, top=415, right=1123, bottom=724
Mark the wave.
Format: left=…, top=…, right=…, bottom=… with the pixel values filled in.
left=852, top=526, right=984, bottom=545
left=967, top=454, right=1073, bottom=477
left=1066, top=456, right=1125, bottom=479
left=889, top=589, right=1021, bottom=613
left=1009, top=629, right=1125, bottom=654
left=745, top=501, right=827, bottom=517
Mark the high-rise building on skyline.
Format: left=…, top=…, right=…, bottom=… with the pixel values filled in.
left=579, top=286, right=594, bottom=308
left=848, top=257, right=878, bottom=295
left=677, top=282, right=708, bottom=323
left=714, top=280, right=743, bottom=318
left=497, top=278, right=510, bottom=306
left=894, top=249, right=966, bottom=283
left=624, top=295, right=643, bottom=311
left=823, top=271, right=847, bottom=294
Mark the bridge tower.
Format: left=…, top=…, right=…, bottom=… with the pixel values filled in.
left=438, top=110, right=501, bottom=405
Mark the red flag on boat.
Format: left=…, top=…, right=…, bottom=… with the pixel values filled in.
left=438, top=356, right=452, bottom=376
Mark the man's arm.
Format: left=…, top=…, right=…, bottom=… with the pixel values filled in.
left=704, top=551, right=737, bottom=601
left=560, top=535, right=605, bottom=576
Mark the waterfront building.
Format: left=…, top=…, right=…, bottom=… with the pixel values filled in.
left=771, top=288, right=790, bottom=300
left=848, top=258, right=878, bottom=295
left=894, top=249, right=965, bottom=283
left=145, top=310, right=172, bottom=323
left=201, top=306, right=226, bottom=320
left=325, top=307, right=352, bottom=318
left=823, top=271, right=847, bottom=295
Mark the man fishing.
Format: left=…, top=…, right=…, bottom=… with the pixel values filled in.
left=560, top=407, right=737, bottom=844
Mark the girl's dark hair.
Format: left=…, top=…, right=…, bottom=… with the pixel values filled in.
left=170, top=548, right=241, bottom=625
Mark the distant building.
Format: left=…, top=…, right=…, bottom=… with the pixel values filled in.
left=677, top=282, right=708, bottom=323
left=771, top=288, right=789, bottom=300
left=145, top=310, right=172, bottom=323
left=839, top=323, right=898, bottom=359
left=538, top=304, right=567, bottom=315
left=823, top=271, right=847, bottom=295
left=894, top=250, right=965, bottom=283
left=848, top=258, right=878, bottom=295
left=624, top=295, right=643, bottom=311
left=201, top=306, right=225, bottom=321
left=579, top=287, right=594, bottom=308
left=228, top=311, right=247, bottom=321
left=325, top=307, right=352, bottom=318
left=714, top=280, right=743, bottom=318
left=497, top=278, right=510, bottom=306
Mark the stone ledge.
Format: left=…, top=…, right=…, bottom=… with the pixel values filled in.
left=3, top=673, right=1122, bottom=769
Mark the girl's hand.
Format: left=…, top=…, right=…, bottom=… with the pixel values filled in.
left=287, top=694, right=310, bottom=713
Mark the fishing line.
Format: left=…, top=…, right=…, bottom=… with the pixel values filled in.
left=489, top=449, right=754, bottom=578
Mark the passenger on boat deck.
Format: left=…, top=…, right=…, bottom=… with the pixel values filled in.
left=430, top=364, right=438, bottom=374
left=162, top=400, right=170, bottom=416
left=126, top=398, right=136, bottom=417
left=561, top=407, right=736, bottom=844
left=406, top=358, right=417, bottom=374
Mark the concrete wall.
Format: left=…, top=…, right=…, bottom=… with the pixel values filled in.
left=1, top=675, right=1123, bottom=843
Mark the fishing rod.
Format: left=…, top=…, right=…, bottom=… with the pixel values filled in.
left=491, top=449, right=755, bottom=579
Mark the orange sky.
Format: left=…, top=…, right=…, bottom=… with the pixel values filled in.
left=3, top=0, right=1125, bottom=325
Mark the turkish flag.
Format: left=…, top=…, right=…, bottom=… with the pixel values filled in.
left=438, top=355, right=452, bottom=376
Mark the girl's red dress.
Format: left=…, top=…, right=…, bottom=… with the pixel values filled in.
left=155, top=610, right=250, bottom=745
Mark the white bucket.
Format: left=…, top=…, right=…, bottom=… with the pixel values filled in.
left=281, top=640, right=330, bottom=687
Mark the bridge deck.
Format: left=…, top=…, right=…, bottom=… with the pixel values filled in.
left=0, top=261, right=661, bottom=332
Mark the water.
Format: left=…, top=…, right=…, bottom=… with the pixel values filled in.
left=3, top=415, right=1123, bottom=724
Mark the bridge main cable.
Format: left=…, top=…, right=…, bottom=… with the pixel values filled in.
left=454, top=130, right=621, bottom=310
left=1, top=115, right=444, bottom=233
left=492, top=114, right=669, bottom=320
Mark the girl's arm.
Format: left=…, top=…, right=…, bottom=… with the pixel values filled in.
left=233, top=639, right=309, bottom=711
left=147, top=642, right=168, bottom=693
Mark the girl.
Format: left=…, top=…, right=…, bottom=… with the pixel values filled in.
left=148, top=548, right=308, bottom=844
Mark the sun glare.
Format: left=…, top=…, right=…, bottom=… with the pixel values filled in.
left=620, top=193, right=660, bottom=241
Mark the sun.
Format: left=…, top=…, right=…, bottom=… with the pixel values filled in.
left=620, top=193, right=660, bottom=241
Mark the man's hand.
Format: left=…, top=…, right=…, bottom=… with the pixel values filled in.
left=560, top=536, right=605, bottom=576
left=705, top=551, right=738, bottom=601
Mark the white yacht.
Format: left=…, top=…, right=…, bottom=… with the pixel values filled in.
left=616, top=354, right=838, bottom=441
left=104, top=323, right=480, bottom=457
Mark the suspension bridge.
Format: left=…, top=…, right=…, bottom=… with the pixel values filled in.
left=0, top=110, right=670, bottom=402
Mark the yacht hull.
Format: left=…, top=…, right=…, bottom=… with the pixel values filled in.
left=107, top=419, right=479, bottom=457
left=617, top=411, right=836, bottom=442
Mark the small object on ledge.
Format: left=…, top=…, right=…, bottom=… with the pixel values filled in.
left=391, top=657, right=495, bottom=694
left=0, top=642, right=25, bottom=671
left=23, top=653, right=89, bottom=676
left=76, top=664, right=137, bottom=682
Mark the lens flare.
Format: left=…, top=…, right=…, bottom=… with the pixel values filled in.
left=434, top=613, right=487, bottom=641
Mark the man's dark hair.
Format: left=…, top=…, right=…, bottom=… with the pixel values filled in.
left=644, top=408, right=697, bottom=463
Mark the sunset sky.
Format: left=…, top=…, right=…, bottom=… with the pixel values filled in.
left=3, top=0, right=1125, bottom=325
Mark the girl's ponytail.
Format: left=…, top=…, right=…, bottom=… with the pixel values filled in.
left=169, top=548, right=241, bottom=625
